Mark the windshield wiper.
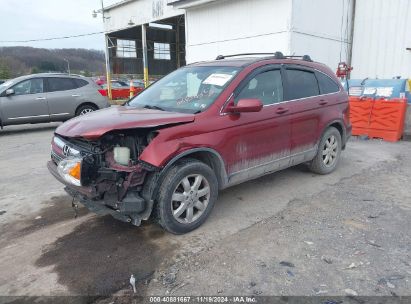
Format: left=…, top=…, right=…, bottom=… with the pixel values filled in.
left=143, top=105, right=166, bottom=111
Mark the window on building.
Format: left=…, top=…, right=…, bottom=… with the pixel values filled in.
left=285, top=69, right=319, bottom=100
left=116, top=39, right=137, bottom=58
left=154, top=42, right=171, bottom=60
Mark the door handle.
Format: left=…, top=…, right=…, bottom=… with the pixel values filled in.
left=319, top=100, right=328, bottom=106
left=276, top=107, right=289, bottom=114
left=36, top=97, right=46, bottom=100
left=72, top=94, right=81, bottom=97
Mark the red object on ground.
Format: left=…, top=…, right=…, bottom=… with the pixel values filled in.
left=349, top=96, right=407, bottom=142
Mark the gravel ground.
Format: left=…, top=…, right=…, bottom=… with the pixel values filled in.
left=0, top=123, right=410, bottom=303
left=144, top=155, right=411, bottom=297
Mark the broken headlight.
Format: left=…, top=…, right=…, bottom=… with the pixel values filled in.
left=57, top=157, right=82, bottom=186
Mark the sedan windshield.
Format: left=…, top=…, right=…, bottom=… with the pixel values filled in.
left=128, top=66, right=240, bottom=113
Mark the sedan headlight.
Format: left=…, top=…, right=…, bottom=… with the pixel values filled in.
left=57, top=157, right=82, bottom=186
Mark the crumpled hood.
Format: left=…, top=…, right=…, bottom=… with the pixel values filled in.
left=55, top=106, right=195, bottom=140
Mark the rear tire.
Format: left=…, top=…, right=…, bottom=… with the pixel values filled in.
left=155, top=159, right=218, bottom=234
left=75, top=104, right=97, bottom=116
left=309, top=127, right=342, bottom=175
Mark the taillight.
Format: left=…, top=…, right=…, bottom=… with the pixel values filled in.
left=98, top=89, right=107, bottom=96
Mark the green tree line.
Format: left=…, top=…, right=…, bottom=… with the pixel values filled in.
left=0, top=46, right=105, bottom=79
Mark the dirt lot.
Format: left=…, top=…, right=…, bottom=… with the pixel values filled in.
left=0, top=123, right=410, bottom=302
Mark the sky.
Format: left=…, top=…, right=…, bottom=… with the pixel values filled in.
left=0, top=0, right=120, bottom=50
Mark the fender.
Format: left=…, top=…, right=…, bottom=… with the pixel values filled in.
left=319, top=119, right=347, bottom=149
left=142, top=147, right=229, bottom=205
left=160, top=147, right=229, bottom=188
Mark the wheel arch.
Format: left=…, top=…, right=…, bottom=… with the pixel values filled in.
left=141, top=148, right=228, bottom=220
left=323, top=119, right=347, bottom=149
left=161, top=148, right=228, bottom=189
left=75, top=102, right=99, bottom=115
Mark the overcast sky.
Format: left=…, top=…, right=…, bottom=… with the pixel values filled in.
left=0, top=0, right=120, bottom=50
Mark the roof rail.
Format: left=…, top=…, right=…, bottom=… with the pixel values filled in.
left=215, top=52, right=313, bottom=62
left=215, top=53, right=279, bottom=60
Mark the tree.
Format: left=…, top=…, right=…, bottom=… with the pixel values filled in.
left=31, top=67, right=40, bottom=74
left=0, top=60, right=11, bottom=79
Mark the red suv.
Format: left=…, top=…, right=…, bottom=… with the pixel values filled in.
left=48, top=52, right=351, bottom=234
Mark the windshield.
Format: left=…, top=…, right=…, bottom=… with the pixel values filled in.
left=128, top=66, right=240, bottom=113
left=0, top=80, right=13, bottom=92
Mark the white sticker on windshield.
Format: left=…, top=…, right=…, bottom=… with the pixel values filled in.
left=203, top=73, right=234, bottom=87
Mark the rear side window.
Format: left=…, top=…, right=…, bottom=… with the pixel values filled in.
left=285, top=69, right=319, bottom=100
left=73, top=78, right=89, bottom=88
left=47, top=78, right=77, bottom=92
left=316, top=72, right=340, bottom=94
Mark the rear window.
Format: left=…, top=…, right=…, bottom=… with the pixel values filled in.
left=285, top=69, right=319, bottom=100
left=317, top=72, right=340, bottom=94
left=47, top=77, right=77, bottom=92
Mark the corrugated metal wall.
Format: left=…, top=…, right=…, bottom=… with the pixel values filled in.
left=351, top=0, right=411, bottom=79
left=185, top=0, right=292, bottom=63
left=291, top=0, right=353, bottom=70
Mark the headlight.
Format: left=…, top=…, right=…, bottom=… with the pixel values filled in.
left=57, top=157, right=82, bottom=186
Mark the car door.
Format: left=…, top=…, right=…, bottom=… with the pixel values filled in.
left=221, top=66, right=291, bottom=185
left=45, top=77, right=80, bottom=120
left=0, top=78, right=49, bottom=124
left=282, top=66, right=323, bottom=165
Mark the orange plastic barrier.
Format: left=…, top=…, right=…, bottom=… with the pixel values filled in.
left=349, top=96, right=374, bottom=136
left=349, top=97, right=408, bottom=142
left=368, top=98, right=407, bottom=142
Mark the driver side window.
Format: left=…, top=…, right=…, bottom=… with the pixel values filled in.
left=12, top=79, right=44, bottom=96
left=235, top=70, right=283, bottom=105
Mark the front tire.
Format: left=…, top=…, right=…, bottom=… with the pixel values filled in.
left=155, top=159, right=218, bottom=234
left=309, top=127, right=342, bottom=175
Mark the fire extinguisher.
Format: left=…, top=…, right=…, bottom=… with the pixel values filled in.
left=336, top=62, right=353, bottom=80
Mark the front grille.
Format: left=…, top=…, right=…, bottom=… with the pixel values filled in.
left=51, top=150, right=63, bottom=164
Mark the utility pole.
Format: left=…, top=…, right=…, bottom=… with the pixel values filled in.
left=100, top=0, right=112, bottom=100
left=141, top=24, right=149, bottom=88
left=63, top=58, right=70, bottom=75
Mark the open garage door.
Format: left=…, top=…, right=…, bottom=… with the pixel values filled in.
left=107, top=15, right=186, bottom=81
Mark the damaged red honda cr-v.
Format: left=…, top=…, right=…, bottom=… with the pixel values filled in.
left=47, top=52, right=351, bottom=234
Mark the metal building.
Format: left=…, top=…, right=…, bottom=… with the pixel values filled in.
left=351, top=0, right=411, bottom=79
left=102, top=0, right=410, bottom=80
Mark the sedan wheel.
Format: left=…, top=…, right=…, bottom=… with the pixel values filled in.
left=79, top=108, right=94, bottom=115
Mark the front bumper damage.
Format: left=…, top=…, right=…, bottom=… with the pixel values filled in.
left=47, top=159, right=155, bottom=226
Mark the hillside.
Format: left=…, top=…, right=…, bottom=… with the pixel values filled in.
left=0, top=46, right=105, bottom=79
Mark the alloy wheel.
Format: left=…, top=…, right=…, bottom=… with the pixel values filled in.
left=322, top=135, right=338, bottom=167
left=171, top=174, right=210, bottom=224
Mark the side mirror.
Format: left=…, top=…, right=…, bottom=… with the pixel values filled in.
left=226, top=98, right=263, bottom=113
left=5, top=89, right=14, bottom=96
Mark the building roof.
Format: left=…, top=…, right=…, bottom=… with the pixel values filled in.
left=167, top=0, right=227, bottom=9
left=103, top=0, right=135, bottom=11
